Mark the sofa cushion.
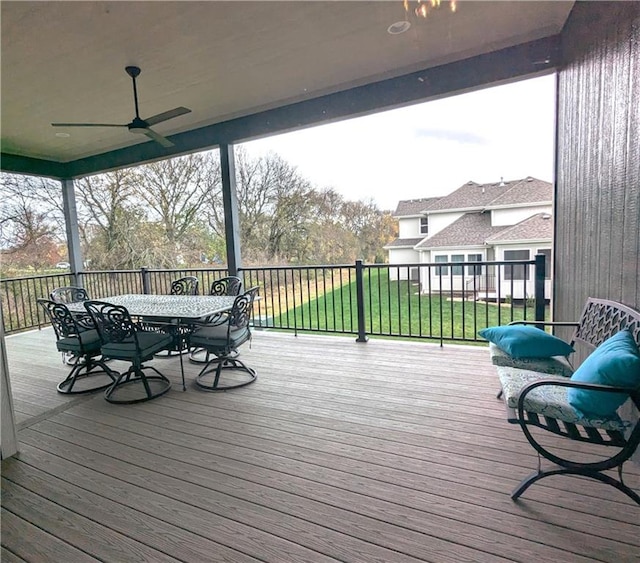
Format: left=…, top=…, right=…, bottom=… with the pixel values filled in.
left=496, top=366, right=628, bottom=432
left=489, top=342, right=573, bottom=377
left=478, top=325, right=574, bottom=358
left=567, top=330, right=640, bottom=418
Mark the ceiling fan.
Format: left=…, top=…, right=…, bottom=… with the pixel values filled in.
left=52, top=66, right=191, bottom=148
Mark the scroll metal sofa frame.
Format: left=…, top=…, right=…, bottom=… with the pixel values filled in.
left=498, top=298, right=640, bottom=505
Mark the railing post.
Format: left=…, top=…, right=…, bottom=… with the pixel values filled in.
left=141, top=267, right=151, bottom=295
left=534, top=254, right=546, bottom=322
left=355, top=260, right=368, bottom=343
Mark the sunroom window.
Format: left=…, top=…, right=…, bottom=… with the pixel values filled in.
left=434, top=255, right=448, bottom=275
left=504, top=249, right=530, bottom=280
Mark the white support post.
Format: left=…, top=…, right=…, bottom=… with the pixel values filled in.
left=0, top=308, right=19, bottom=459
left=61, top=178, right=84, bottom=285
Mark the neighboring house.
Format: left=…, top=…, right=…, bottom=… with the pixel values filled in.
left=384, top=177, right=553, bottom=300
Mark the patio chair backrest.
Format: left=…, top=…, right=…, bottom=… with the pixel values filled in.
left=170, top=276, right=199, bottom=296
left=50, top=286, right=90, bottom=304
left=84, top=300, right=140, bottom=347
left=209, top=276, right=242, bottom=297
left=38, top=299, right=82, bottom=340
left=228, top=286, right=259, bottom=331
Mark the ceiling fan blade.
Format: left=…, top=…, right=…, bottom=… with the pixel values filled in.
left=52, top=123, right=127, bottom=127
left=144, top=107, right=191, bottom=126
left=143, top=127, right=174, bottom=148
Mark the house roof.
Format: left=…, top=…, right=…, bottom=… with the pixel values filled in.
left=425, top=177, right=552, bottom=213
left=416, top=211, right=553, bottom=250
left=415, top=212, right=503, bottom=249
left=486, top=177, right=553, bottom=207
left=384, top=237, right=426, bottom=249
left=485, top=212, right=553, bottom=242
left=393, top=198, right=441, bottom=217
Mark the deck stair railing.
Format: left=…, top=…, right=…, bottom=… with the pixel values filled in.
left=1, top=255, right=547, bottom=344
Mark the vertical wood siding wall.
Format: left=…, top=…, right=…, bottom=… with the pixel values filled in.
left=555, top=2, right=640, bottom=350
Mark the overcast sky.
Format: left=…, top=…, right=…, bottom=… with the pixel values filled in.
left=242, top=74, right=556, bottom=211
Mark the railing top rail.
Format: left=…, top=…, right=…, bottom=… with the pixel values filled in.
left=240, top=264, right=355, bottom=271
left=76, top=269, right=140, bottom=274
left=0, top=272, right=71, bottom=282
left=365, top=259, right=538, bottom=268
left=142, top=267, right=229, bottom=273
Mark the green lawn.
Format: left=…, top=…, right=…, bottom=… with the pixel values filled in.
left=270, top=268, right=546, bottom=342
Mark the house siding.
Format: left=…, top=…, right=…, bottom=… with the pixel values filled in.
left=428, top=211, right=465, bottom=237
left=388, top=248, right=421, bottom=281
left=491, top=205, right=551, bottom=227
left=398, top=217, right=424, bottom=238
left=555, top=2, right=640, bottom=352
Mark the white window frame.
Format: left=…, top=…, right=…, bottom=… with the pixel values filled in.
left=466, top=253, right=483, bottom=275
left=451, top=254, right=464, bottom=276
left=504, top=249, right=530, bottom=281
left=434, top=255, right=448, bottom=276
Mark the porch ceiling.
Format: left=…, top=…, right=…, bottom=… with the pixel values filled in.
left=1, top=1, right=573, bottom=179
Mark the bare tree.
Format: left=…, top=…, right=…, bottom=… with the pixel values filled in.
left=73, top=169, right=143, bottom=268
left=339, top=199, right=397, bottom=262
left=133, top=153, right=212, bottom=265
left=203, top=149, right=316, bottom=263
left=0, top=174, right=65, bottom=270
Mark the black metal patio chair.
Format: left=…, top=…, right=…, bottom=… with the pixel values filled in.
left=208, top=276, right=242, bottom=298
left=189, top=275, right=243, bottom=364
left=169, top=276, right=199, bottom=296
left=37, top=299, right=118, bottom=394
left=149, top=275, right=200, bottom=361
left=84, top=300, right=175, bottom=404
left=50, top=286, right=94, bottom=364
left=189, top=286, right=259, bottom=391
left=50, top=286, right=90, bottom=305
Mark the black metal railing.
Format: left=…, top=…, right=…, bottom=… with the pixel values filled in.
left=1, top=256, right=547, bottom=343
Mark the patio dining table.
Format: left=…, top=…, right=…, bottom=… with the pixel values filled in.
left=67, top=294, right=238, bottom=390
left=66, top=293, right=237, bottom=321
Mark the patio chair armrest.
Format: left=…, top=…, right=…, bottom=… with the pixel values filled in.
left=508, top=320, right=580, bottom=329
left=518, top=378, right=640, bottom=409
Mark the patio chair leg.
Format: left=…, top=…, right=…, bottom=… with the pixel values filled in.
left=57, top=356, right=118, bottom=394
left=512, top=467, right=640, bottom=505
left=195, top=357, right=257, bottom=392
left=104, top=365, right=171, bottom=404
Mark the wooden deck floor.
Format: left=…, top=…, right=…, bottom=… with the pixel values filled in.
left=2, top=328, right=639, bottom=563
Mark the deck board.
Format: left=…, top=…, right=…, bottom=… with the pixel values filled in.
left=3, top=329, right=639, bottom=563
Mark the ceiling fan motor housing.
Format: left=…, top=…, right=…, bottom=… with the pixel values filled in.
left=125, top=66, right=141, bottom=78
left=128, top=116, right=149, bottom=133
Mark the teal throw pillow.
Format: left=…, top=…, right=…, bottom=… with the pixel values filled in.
left=478, top=325, right=574, bottom=359
left=567, top=330, right=640, bottom=418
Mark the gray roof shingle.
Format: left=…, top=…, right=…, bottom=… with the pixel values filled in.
left=485, top=213, right=553, bottom=242
left=425, top=177, right=552, bottom=212
left=487, top=177, right=553, bottom=207
left=393, top=197, right=441, bottom=217
left=417, top=212, right=553, bottom=249
left=415, top=212, right=503, bottom=249
left=384, top=237, right=425, bottom=248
